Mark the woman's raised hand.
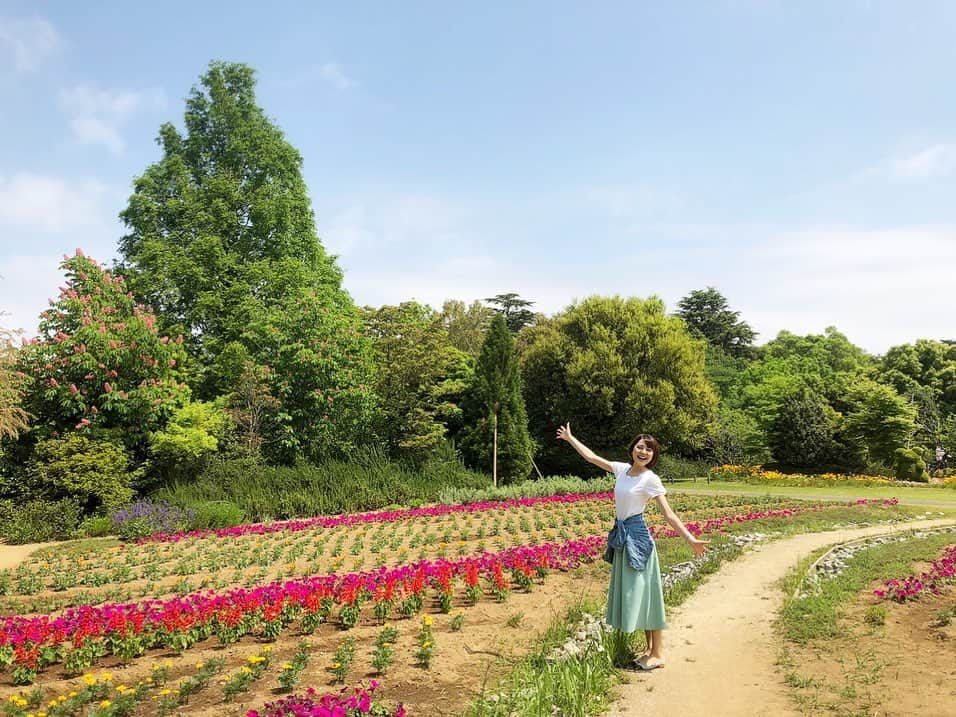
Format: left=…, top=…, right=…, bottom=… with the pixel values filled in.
left=556, top=422, right=573, bottom=442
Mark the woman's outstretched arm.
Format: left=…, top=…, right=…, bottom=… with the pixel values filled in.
left=654, top=495, right=709, bottom=557
left=556, top=422, right=615, bottom=473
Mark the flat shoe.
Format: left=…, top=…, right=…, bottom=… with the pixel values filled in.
left=636, top=658, right=665, bottom=671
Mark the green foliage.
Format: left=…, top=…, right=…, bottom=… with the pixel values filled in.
left=190, top=499, right=245, bottom=529
left=655, top=454, right=709, bottom=482
left=440, top=299, right=494, bottom=357
left=116, top=62, right=377, bottom=463
left=880, top=339, right=956, bottom=419
left=15, top=253, right=190, bottom=449
left=154, top=450, right=489, bottom=521
left=703, top=406, right=769, bottom=465
left=0, top=321, right=29, bottom=441
left=363, top=302, right=473, bottom=460
left=842, top=379, right=918, bottom=465
left=675, top=286, right=756, bottom=357
left=893, top=447, right=928, bottom=482
left=26, top=433, right=137, bottom=511
left=0, top=498, right=82, bottom=543
left=437, top=474, right=614, bottom=505
left=521, top=295, right=717, bottom=474
left=246, top=286, right=379, bottom=465
left=78, top=515, right=114, bottom=537
left=461, top=315, right=534, bottom=484
left=485, top=293, right=538, bottom=333
left=769, top=389, right=839, bottom=469
left=148, top=399, right=230, bottom=483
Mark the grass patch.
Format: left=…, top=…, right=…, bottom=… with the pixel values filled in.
left=672, top=481, right=956, bottom=506
left=465, top=599, right=624, bottom=717
left=779, top=529, right=956, bottom=644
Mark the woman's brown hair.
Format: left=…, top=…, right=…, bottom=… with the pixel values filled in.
left=628, top=433, right=661, bottom=469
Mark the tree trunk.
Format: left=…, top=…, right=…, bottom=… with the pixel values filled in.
left=492, top=411, right=498, bottom=488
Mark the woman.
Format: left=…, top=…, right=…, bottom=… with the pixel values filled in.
left=557, top=422, right=707, bottom=670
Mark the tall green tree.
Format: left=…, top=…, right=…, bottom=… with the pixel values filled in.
left=363, top=302, right=473, bottom=460
left=675, top=287, right=756, bottom=357
left=842, top=378, right=918, bottom=466
left=461, top=314, right=534, bottom=484
left=116, top=61, right=378, bottom=462
left=521, top=295, right=717, bottom=475
left=485, top=293, right=537, bottom=333
left=768, top=388, right=838, bottom=469
left=440, top=299, right=494, bottom=357
left=880, top=339, right=956, bottom=424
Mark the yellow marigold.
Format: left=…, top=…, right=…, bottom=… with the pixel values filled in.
left=100, top=701, right=111, bottom=708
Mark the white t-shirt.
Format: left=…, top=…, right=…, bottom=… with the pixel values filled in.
left=609, top=462, right=667, bottom=521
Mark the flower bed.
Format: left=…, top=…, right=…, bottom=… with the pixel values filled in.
left=0, top=498, right=897, bottom=681
left=709, top=465, right=894, bottom=487
left=873, top=544, right=956, bottom=602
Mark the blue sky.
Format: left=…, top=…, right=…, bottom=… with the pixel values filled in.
left=1, top=1, right=955, bottom=353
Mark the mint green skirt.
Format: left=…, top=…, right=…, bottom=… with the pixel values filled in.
left=606, top=546, right=667, bottom=632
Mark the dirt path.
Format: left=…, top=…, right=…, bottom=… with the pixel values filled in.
left=606, top=518, right=956, bottom=717
left=0, top=543, right=50, bottom=570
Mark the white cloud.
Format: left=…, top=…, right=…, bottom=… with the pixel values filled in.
left=714, top=225, right=956, bottom=352
left=0, top=172, right=123, bottom=335
left=0, top=254, right=65, bottom=336
left=890, top=144, right=956, bottom=180
left=0, top=16, right=59, bottom=73
left=60, top=84, right=166, bottom=154
left=0, top=173, right=110, bottom=231
left=319, top=62, right=356, bottom=91
left=320, top=185, right=955, bottom=353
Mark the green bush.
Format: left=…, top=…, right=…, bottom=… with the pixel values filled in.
left=153, top=452, right=490, bottom=521
left=190, top=500, right=246, bottom=529
left=148, top=400, right=231, bottom=485
left=0, top=498, right=82, bottom=543
left=78, top=515, right=113, bottom=537
left=26, top=433, right=137, bottom=511
left=656, top=454, right=709, bottom=482
left=438, top=474, right=613, bottom=505
left=893, top=448, right=929, bottom=482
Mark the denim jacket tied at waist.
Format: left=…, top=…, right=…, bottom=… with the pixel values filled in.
left=603, top=513, right=655, bottom=571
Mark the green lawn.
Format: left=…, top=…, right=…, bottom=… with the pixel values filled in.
left=669, top=479, right=956, bottom=508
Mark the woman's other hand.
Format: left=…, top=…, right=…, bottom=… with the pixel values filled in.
left=689, top=537, right=709, bottom=558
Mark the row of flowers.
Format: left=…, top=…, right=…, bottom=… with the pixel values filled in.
left=873, top=543, right=956, bottom=602
left=139, top=492, right=614, bottom=543
left=248, top=682, right=404, bottom=717
left=0, top=498, right=897, bottom=683
left=709, top=465, right=893, bottom=487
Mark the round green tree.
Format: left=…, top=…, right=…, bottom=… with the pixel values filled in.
left=521, top=295, right=717, bottom=475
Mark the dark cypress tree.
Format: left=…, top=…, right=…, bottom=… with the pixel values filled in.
left=461, top=315, right=534, bottom=484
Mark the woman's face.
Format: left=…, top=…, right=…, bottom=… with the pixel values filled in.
left=632, top=440, right=654, bottom=467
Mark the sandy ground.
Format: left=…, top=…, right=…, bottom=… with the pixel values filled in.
left=606, top=518, right=956, bottom=717
left=0, top=542, right=49, bottom=570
